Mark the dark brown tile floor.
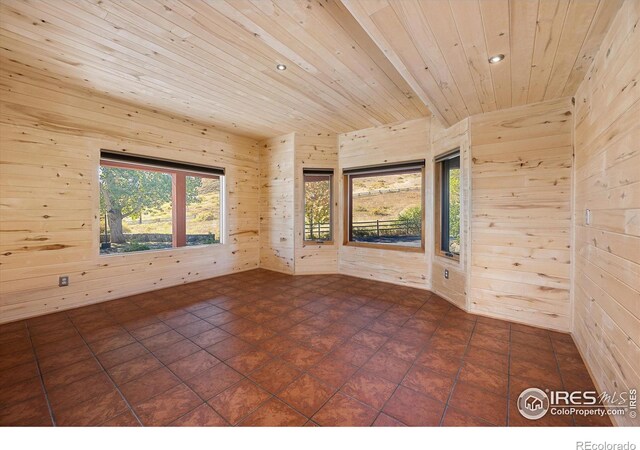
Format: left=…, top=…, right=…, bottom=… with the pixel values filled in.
left=0, top=269, right=610, bottom=427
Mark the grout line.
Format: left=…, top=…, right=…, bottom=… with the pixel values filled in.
left=64, top=317, right=144, bottom=427
left=25, top=321, right=57, bottom=427
left=437, top=319, right=478, bottom=426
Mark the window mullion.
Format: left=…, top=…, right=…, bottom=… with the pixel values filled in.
left=172, top=172, right=187, bottom=247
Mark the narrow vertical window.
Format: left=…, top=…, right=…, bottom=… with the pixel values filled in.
left=99, top=151, right=223, bottom=254
left=437, top=151, right=461, bottom=258
left=303, top=169, right=333, bottom=243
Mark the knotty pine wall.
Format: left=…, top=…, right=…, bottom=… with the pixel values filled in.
left=258, top=133, right=295, bottom=274
left=337, top=117, right=432, bottom=289
left=469, top=97, right=574, bottom=332
left=430, top=118, right=471, bottom=310
left=294, top=133, right=339, bottom=274
left=572, top=0, right=639, bottom=427
left=0, top=70, right=260, bottom=324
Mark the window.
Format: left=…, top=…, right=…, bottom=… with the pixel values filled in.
left=436, top=151, right=461, bottom=258
left=303, top=169, right=333, bottom=243
left=99, top=151, right=223, bottom=254
left=345, top=161, right=424, bottom=250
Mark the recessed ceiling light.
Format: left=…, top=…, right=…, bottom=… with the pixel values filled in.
left=276, top=64, right=287, bottom=71
left=488, top=54, right=505, bottom=64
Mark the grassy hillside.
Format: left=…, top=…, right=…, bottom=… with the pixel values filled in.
left=351, top=172, right=422, bottom=222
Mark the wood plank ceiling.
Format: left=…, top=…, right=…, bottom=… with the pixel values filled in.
left=0, top=0, right=428, bottom=139
left=342, top=0, right=623, bottom=126
left=0, top=0, right=623, bottom=136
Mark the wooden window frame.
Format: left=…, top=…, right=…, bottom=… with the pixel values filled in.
left=343, top=165, right=426, bottom=253
left=435, top=150, right=461, bottom=261
left=99, top=158, right=223, bottom=254
left=302, top=169, right=334, bottom=245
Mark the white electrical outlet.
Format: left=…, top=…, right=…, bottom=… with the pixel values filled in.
left=585, top=209, right=591, bottom=225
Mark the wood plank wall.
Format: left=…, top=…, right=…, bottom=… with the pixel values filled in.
left=572, top=0, right=639, bottom=427
left=337, top=117, right=432, bottom=289
left=258, top=133, right=295, bottom=274
left=0, top=70, right=260, bottom=324
left=294, top=132, right=339, bottom=274
left=469, top=97, right=574, bottom=331
left=430, top=118, right=470, bottom=310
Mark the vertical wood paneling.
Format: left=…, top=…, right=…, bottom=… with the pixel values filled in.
left=0, top=73, right=260, bottom=324
left=337, top=117, right=432, bottom=289
left=469, top=97, right=574, bottom=331
left=294, top=133, right=339, bottom=274
left=572, top=0, right=640, bottom=427
left=431, top=118, right=471, bottom=310
left=258, top=133, right=295, bottom=274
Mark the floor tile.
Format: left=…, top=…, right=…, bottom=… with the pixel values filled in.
left=100, top=410, right=140, bottom=426
left=308, top=358, right=358, bottom=389
left=249, top=359, right=302, bottom=394
left=278, top=374, right=334, bottom=417
left=190, top=328, right=232, bottom=348
left=97, top=342, right=149, bottom=369
left=239, top=397, right=306, bottom=426
left=119, top=367, right=180, bottom=405
left=107, top=353, right=163, bottom=385
left=56, top=390, right=128, bottom=426
left=48, top=371, right=115, bottom=412
left=458, top=361, right=508, bottom=397
left=134, top=384, right=202, bottom=426
left=442, top=407, right=495, bottom=426
left=185, top=364, right=243, bottom=400
left=168, top=350, right=221, bottom=381
left=0, top=394, right=52, bottom=426
left=153, top=339, right=200, bottom=365
left=208, top=379, right=271, bottom=425
left=280, top=345, right=325, bottom=370
left=206, top=336, right=254, bottom=360
left=448, top=382, right=507, bottom=426
left=0, top=376, right=43, bottom=409
left=341, top=370, right=396, bottom=410
left=226, top=349, right=272, bottom=375
left=383, top=385, right=445, bottom=426
left=170, top=404, right=228, bottom=426
left=401, top=365, right=455, bottom=403
left=361, top=351, right=411, bottom=384
left=373, top=412, right=406, bottom=426
left=43, top=358, right=102, bottom=391
left=312, top=392, right=377, bottom=426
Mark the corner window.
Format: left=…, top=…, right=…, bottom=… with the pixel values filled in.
left=345, top=161, right=424, bottom=250
left=436, top=151, right=460, bottom=258
left=303, top=169, right=333, bottom=242
left=99, top=151, right=223, bottom=254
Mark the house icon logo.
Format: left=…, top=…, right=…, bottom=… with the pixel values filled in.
left=517, top=388, right=549, bottom=420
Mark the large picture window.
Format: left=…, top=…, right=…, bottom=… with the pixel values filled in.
left=436, top=151, right=461, bottom=258
left=99, top=151, right=223, bottom=254
left=303, top=169, right=333, bottom=243
left=345, top=161, right=424, bottom=250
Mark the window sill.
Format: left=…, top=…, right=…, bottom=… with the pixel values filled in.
left=98, top=243, right=223, bottom=257
left=344, top=241, right=425, bottom=253
left=436, top=251, right=460, bottom=263
left=303, top=240, right=334, bottom=247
